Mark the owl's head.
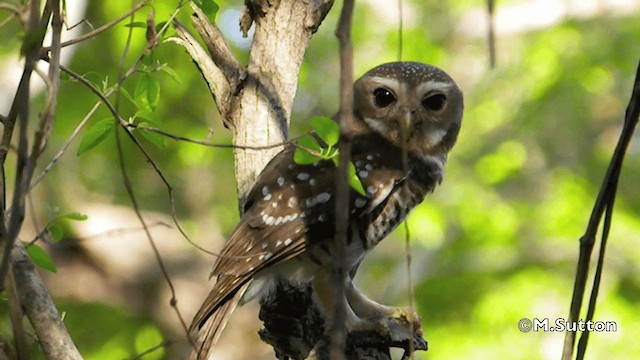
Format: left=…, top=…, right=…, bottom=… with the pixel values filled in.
left=353, top=61, right=463, bottom=157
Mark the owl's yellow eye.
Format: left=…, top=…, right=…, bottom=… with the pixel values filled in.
left=422, top=93, right=446, bottom=111
left=373, top=87, right=396, bottom=108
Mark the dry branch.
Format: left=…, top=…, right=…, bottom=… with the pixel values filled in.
left=11, top=243, right=82, bottom=359
left=330, top=0, right=355, bottom=358
left=561, top=60, right=640, bottom=359
left=176, top=0, right=334, bottom=207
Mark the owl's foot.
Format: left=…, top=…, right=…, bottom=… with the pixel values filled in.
left=345, top=281, right=426, bottom=351
left=344, top=306, right=427, bottom=354
left=312, top=271, right=427, bottom=357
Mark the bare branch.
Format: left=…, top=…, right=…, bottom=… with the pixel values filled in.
left=561, top=60, right=640, bottom=359
left=6, top=269, right=28, bottom=359
left=11, top=242, right=82, bottom=359
left=169, top=20, right=237, bottom=122
left=32, top=0, right=63, bottom=162
left=487, top=0, right=496, bottom=69
left=331, top=0, right=355, bottom=358
left=0, top=0, right=50, bottom=293
left=41, top=0, right=148, bottom=52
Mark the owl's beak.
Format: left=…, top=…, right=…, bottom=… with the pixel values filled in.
left=400, top=110, right=414, bottom=143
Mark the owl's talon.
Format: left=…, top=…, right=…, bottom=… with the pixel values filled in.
left=344, top=308, right=427, bottom=353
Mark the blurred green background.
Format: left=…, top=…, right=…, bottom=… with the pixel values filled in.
left=1, top=0, right=639, bottom=359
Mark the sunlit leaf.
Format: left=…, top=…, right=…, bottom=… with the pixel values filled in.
left=46, top=223, right=63, bottom=242
left=134, top=110, right=161, bottom=125
left=124, top=22, right=146, bottom=29
left=63, top=212, right=88, bottom=221
left=193, top=0, right=219, bottom=23
left=310, top=116, right=340, bottom=147
left=141, top=52, right=154, bottom=66
left=159, top=65, right=182, bottom=84
left=138, top=122, right=166, bottom=147
left=155, top=21, right=167, bottom=34
left=25, top=243, right=57, bottom=273
left=119, top=87, right=136, bottom=105
left=135, top=73, right=160, bottom=112
left=294, top=135, right=323, bottom=164
left=77, top=118, right=114, bottom=156
left=348, top=162, right=366, bottom=196
left=83, top=71, right=102, bottom=90
left=134, top=325, right=165, bottom=360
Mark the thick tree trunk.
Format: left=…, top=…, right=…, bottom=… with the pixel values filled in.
left=176, top=0, right=332, bottom=207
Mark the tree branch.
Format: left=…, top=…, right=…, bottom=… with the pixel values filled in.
left=330, top=0, right=355, bottom=358
left=170, top=19, right=240, bottom=125
left=11, top=242, right=82, bottom=359
left=561, top=60, right=640, bottom=359
left=41, top=0, right=148, bottom=52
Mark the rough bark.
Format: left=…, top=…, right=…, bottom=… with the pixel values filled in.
left=11, top=243, right=83, bottom=360
left=176, top=0, right=333, bottom=208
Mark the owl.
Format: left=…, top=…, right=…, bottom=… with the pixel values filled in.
left=189, top=61, right=464, bottom=359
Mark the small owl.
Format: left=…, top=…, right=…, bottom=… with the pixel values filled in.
left=189, top=61, right=464, bottom=359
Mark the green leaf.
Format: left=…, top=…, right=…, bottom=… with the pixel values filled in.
left=120, top=87, right=136, bottom=105
left=133, top=110, right=161, bottom=125
left=155, top=21, right=167, bottom=34
left=193, top=0, right=219, bottom=23
left=25, top=243, right=57, bottom=273
left=83, top=71, right=102, bottom=90
left=349, top=162, right=366, bottom=196
left=135, top=73, right=160, bottom=112
left=63, top=212, right=88, bottom=221
left=294, top=135, right=323, bottom=164
left=138, top=122, right=166, bottom=147
left=77, top=118, right=115, bottom=156
left=310, top=116, right=340, bottom=147
left=134, top=325, right=165, bottom=360
left=47, top=223, right=63, bottom=242
left=124, top=21, right=147, bottom=29
left=141, top=53, right=154, bottom=66
left=159, top=65, right=182, bottom=84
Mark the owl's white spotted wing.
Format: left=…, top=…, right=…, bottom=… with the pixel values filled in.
left=190, top=137, right=415, bottom=331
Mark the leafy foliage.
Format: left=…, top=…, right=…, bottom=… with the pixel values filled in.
left=294, top=116, right=366, bottom=195
left=25, top=243, right=57, bottom=273
left=77, top=118, right=115, bottom=156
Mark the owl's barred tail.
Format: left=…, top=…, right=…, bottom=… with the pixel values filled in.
left=188, top=282, right=251, bottom=360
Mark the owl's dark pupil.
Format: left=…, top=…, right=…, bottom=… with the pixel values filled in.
left=373, top=88, right=396, bottom=108
left=422, top=93, right=446, bottom=111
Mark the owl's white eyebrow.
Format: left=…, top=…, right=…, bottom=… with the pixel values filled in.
left=417, top=80, right=452, bottom=94
left=369, top=76, right=400, bottom=90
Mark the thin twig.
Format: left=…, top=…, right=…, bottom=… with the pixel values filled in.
left=487, top=0, right=496, bottom=69
left=331, top=1, right=355, bottom=358
left=41, top=0, right=147, bottom=52
left=561, top=60, right=640, bottom=359
left=124, top=123, right=296, bottom=150
left=127, top=340, right=174, bottom=360
left=397, top=0, right=403, bottom=61
left=0, top=0, right=49, bottom=292
left=112, top=5, right=192, bottom=338
left=29, top=100, right=99, bottom=191
left=49, top=63, right=261, bottom=260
